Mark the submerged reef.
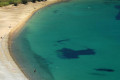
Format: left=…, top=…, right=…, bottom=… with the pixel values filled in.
left=115, top=5, right=120, bottom=20
left=56, top=48, right=95, bottom=59
left=56, top=39, right=70, bottom=43
left=116, top=11, right=120, bottom=20
left=53, top=10, right=59, bottom=13
left=104, top=0, right=120, bottom=4
left=115, top=5, right=120, bottom=10
left=95, top=68, right=115, bottom=72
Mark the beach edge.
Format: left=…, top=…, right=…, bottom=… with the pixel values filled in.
left=0, top=0, right=63, bottom=80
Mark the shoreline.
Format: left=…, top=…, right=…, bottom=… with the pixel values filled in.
left=0, top=0, right=62, bottom=80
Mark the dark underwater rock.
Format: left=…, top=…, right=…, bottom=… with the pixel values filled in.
left=115, top=5, right=120, bottom=10
left=116, top=11, right=120, bottom=20
left=57, top=48, right=95, bottom=59
left=114, top=5, right=120, bottom=20
left=53, top=10, right=59, bottom=13
left=95, top=68, right=115, bottom=72
left=57, top=39, right=70, bottom=43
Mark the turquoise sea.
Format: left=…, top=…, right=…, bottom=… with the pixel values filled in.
left=11, top=0, right=120, bottom=80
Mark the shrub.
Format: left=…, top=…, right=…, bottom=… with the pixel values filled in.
left=14, top=2, right=18, bottom=6
left=9, top=0, right=14, bottom=4
left=40, top=0, right=47, bottom=1
left=32, top=0, right=36, bottom=3
left=37, top=0, right=41, bottom=2
left=22, top=0, right=28, bottom=4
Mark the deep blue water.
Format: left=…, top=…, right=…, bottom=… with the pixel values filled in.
left=11, top=0, right=120, bottom=80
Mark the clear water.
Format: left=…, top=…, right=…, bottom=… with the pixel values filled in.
left=11, top=0, right=120, bottom=80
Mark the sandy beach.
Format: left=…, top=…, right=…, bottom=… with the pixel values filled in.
left=0, top=0, right=61, bottom=80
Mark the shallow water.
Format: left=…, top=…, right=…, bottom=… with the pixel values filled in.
left=11, top=0, right=120, bottom=80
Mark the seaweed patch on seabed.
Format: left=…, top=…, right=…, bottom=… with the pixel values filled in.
left=57, top=39, right=70, bottom=43
left=115, top=11, right=120, bottom=20
left=54, top=39, right=70, bottom=46
left=115, top=5, right=120, bottom=20
left=115, top=5, right=120, bottom=10
left=56, top=48, right=95, bottom=59
left=95, top=68, right=115, bottom=72
left=103, top=1, right=118, bottom=4
left=53, top=10, right=59, bottom=13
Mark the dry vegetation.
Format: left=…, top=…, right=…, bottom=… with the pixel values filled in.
left=0, top=0, right=46, bottom=7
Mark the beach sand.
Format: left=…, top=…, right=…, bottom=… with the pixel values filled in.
left=0, top=0, right=61, bottom=80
